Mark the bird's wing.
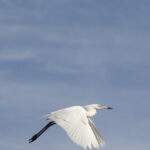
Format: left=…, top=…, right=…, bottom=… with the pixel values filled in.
left=88, top=118, right=105, bottom=147
left=46, top=106, right=100, bottom=149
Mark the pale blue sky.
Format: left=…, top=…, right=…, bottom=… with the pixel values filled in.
left=0, top=0, right=150, bottom=150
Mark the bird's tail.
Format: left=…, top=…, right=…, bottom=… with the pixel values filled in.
left=29, top=121, right=56, bottom=143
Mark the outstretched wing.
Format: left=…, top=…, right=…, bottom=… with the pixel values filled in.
left=46, top=106, right=101, bottom=149
left=88, top=118, right=105, bottom=147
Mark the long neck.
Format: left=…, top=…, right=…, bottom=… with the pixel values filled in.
left=86, top=108, right=97, bottom=117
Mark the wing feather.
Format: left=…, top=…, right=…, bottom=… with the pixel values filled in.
left=88, top=118, right=105, bottom=147
left=46, top=106, right=101, bottom=149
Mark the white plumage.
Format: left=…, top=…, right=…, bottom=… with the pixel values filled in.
left=45, top=104, right=112, bottom=149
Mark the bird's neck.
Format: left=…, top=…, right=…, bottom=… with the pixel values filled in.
left=86, top=108, right=97, bottom=117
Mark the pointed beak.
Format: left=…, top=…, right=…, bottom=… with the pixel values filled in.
left=107, top=107, right=113, bottom=110
left=98, top=105, right=113, bottom=110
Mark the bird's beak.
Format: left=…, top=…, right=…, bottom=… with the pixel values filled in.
left=98, top=105, right=113, bottom=110
left=107, top=107, right=113, bottom=110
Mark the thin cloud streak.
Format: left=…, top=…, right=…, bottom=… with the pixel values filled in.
left=0, top=1, right=150, bottom=150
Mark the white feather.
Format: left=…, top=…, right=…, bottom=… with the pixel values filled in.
left=46, top=105, right=106, bottom=149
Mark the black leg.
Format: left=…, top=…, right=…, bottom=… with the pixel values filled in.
left=29, top=121, right=56, bottom=143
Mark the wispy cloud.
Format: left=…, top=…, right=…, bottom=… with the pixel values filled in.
left=0, top=1, right=150, bottom=150
left=0, top=49, right=36, bottom=61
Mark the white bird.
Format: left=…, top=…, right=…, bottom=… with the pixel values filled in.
left=29, top=104, right=112, bottom=149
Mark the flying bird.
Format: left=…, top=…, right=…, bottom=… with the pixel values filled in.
left=29, top=104, right=112, bottom=149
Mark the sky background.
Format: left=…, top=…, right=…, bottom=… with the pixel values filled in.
left=0, top=0, right=150, bottom=150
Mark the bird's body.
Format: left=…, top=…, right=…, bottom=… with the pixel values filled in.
left=29, top=104, right=112, bottom=149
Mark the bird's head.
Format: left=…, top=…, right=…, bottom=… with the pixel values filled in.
left=84, top=104, right=112, bottom=110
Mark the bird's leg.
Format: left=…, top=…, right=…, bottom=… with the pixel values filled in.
left=29, top=121, right=56, bottom=143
